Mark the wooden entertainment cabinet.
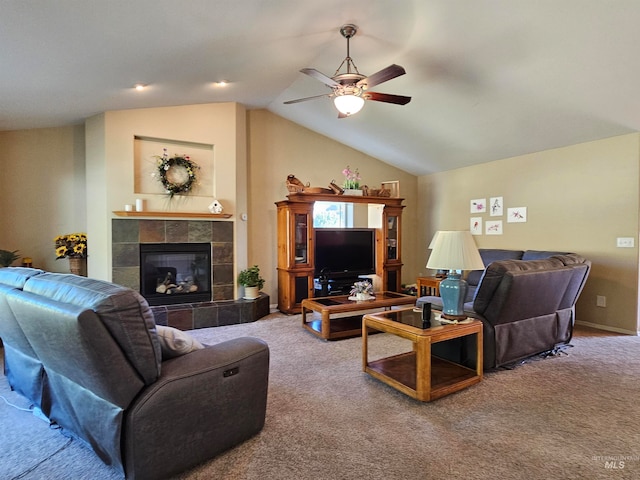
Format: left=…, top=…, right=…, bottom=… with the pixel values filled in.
left=276, top=193, right=404, bottom=314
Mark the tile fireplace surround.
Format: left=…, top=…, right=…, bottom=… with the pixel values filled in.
left=112, top=218, right=268, bottom=330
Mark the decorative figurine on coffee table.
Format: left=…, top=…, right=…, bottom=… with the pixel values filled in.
left=348, top=280, right=374, bottom=301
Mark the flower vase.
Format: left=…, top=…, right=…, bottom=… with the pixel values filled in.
left=343, top=189, right=363, bottom=196
left=356, top=292, right=368, bottom=301
left=69, top=257, right=86, bottom=276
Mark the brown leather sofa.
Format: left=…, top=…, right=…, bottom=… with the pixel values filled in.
left=417, top=250, right=591, bottom=369
left=0, top=268, right=269, bottom=479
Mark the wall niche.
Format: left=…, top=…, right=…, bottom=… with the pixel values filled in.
left=133, top=135, right=215, bottom=198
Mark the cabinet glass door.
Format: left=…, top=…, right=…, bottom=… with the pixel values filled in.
left=386, top=215, right=398, bottom=261
left=294, top=213, right=309, bottom=264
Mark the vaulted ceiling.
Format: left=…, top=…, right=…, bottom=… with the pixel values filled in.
left=2, top=1, right=640, bottom=175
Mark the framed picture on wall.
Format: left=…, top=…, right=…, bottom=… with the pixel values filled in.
left=490, top=197, right=503, bottom=216
left=470, top=217, right=482, bottom=235
left=381, top=181, right=400, bottom=198
left=507, top=207, right=527, bottom=223
left=486, top=220, right=503, bottom=235
left=470, top=198, right=486, bottom=213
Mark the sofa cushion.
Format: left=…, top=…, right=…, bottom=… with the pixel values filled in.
left=467, top=249, right=524, bottom=287
left=472, top=257, right=567, bottom=316
left=0, top=267, right=45, bottom=288
left=22, top=273, right=161, bottom=384
left=155, top=325, right=205, bottom=359
left=522, top=250, right=570, bottom=260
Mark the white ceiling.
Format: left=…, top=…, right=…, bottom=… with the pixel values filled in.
left=2, top=1, right=640, bottom=176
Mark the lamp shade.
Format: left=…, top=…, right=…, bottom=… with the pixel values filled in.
left=334, top=94, right=365, bottom=116
left=428, top=231, right=440, bottom=249
left=426, top=230, right=484, bottom=319
left=426, top=231, right=484, bottom=271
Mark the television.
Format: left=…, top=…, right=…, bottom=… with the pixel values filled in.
left=314, top=228, right=376, bottom=278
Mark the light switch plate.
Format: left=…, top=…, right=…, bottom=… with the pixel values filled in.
left=616, top=237, right=634, bottom=248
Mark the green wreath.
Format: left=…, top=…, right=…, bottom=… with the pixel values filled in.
left=154, top=150, right=199, bottom=197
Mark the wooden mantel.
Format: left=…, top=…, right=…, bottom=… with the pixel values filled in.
left=113, top=211, right=232, bottom=219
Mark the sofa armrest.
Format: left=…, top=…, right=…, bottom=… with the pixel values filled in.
left=123, top=337, right=269, bottom=480
left=415, top=295, right=441, bottom=308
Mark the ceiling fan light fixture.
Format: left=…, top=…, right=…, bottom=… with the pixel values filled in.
left=284, top=23, right=410, bottom=113
left=334, top=94, right=365, bottom=116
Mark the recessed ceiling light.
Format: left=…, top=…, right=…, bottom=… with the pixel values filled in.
left=213, top=80, right=229, bottom=87
left=134, top=83, right=146, bottom=91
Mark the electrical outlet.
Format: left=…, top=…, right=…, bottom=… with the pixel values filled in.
left=616, top=237, right=634, bottom=248
left=596, top=295, right=607, bottom=308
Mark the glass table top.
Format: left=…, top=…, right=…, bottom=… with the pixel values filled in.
left=376, top=308, right=475, bottom=330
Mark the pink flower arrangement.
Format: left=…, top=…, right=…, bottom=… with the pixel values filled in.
left=342, top=165, right=361, bottom=189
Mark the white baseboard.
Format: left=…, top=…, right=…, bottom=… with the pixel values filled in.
left=575, top=320, right=638, bottom=336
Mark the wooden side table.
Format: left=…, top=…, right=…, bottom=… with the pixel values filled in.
left=363, top=307, right=482, bottom=402
left=416, top=276, right=443, bottom=296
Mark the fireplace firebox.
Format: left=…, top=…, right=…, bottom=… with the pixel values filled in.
left=140, top=243, right=212, bottom=306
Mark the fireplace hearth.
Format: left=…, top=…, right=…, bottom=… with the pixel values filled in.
left=111, top=218, right=269, bottom=330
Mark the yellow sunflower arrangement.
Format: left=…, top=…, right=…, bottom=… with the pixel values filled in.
left=55, top=233, right=88, bottom=259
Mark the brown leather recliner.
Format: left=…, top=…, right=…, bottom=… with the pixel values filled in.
left=0, top=270, right=269, bottom=480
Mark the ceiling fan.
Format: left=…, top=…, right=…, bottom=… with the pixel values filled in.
left=284, top=24, right=411, bottom=118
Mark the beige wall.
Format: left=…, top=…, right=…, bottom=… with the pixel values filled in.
left=419, top=133, right=640, bottom=334
left=2, top=114, right=638, bottom=334
left=247, top=109, right=420, bottom=302
left=85, top=103, right=246, bottom=281
left=0, top=108, right=417, bottom=304
left=0, top=126, right=86, bottom=273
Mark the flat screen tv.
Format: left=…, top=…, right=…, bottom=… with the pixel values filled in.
left=314, top=228, right=376, bottom=278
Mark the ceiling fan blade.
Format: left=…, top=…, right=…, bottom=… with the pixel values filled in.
left=357, top=64, right=406, bottom=89
left=283, top=93, right=331, bottom=105
left=364, top=92, right=412, bottom=105
left=300, top=68, right=340, bottom=87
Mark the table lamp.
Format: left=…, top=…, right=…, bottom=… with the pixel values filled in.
left=426, top=230, right=484, bottom=319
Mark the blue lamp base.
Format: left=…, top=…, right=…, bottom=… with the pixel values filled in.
left=439, top=272, right=468, bottom=319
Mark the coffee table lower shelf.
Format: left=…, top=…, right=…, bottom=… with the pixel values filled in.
left=303, top=315, right=380, bottom=340
left=365, top=352, right=481, bottom=401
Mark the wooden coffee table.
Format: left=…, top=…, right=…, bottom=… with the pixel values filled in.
left=363, top=307, right=482, bottom=401
left=301, top=292, right=416, bottom=340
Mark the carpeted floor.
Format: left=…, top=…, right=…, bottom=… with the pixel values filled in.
left=1, top=313, right=639, bottom=480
